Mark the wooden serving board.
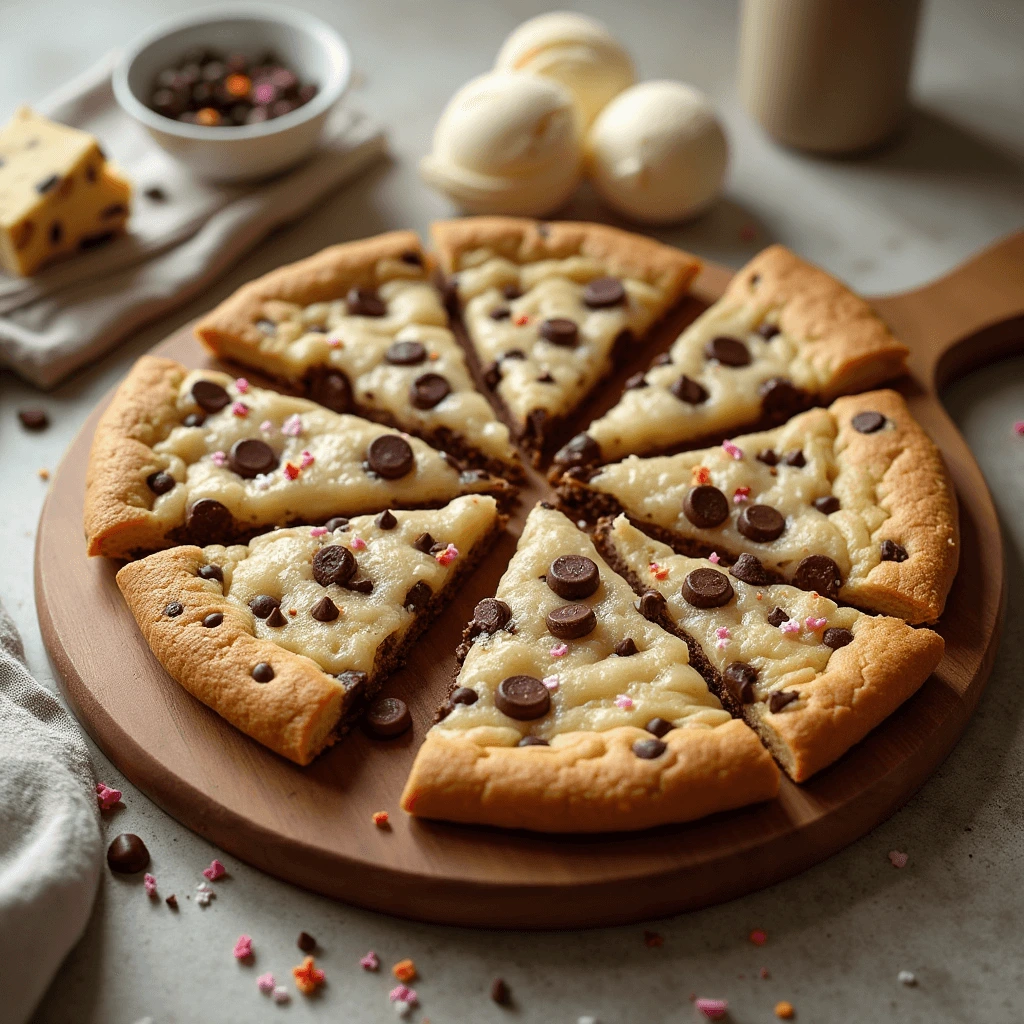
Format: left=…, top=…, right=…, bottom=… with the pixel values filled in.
left=36, top=233, right=1024, bottom=928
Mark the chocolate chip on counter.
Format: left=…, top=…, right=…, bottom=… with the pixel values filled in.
left=310, top=595, right=339, bottom=622
left=202, top=612, right=223, bottom=628
left=326, top=517, right=350, bottom=532
left=495, top=675, right=550, bottom=720
left=164, top=602, right=183, bottom=617
left=624, top=371, right=648, bottom=390
left=794, top=554, right=843, bottom=599
left=297, top=932, right=317, bottom=953
left=632, top=738, right=667, bottom=759
left=768, top=690, right=799, bottom=713
left=681, top=568, right=734, bottom=608
left=365, top=696, right=412, bottom=738
left=183, top=412, right=206, bottom=428
left=147, top=471, right=175, bottom=495
left=489, top=306, right=511, bottom=321
left=191, top=379, right=230, bottom=413
left=410, top=372, right=451, bottom=409
left=491, top=978, right=513, bottom=1006
left=404, top=580, right=432, bottom=611
left=252, top=662, right=275, bottom=683
left=165, top=894, right=178, bottom=909
left=266, top=606, right=287, bottom=627
left=308, top=367, right=352, bottom=413
left=730, top=552, right=773, bottom=586
left=18, top=408, right=49, bottom=430
left=553, top=432, right=601, bottom=469
left=852, top=411, right=886, bottom=434
left=385, top=340, right=426, bottom=365
left=187, top=498, right=233, bottom=543
left=546, top=603, right=597, bottom=640
left=767, top=606, right=790, bottom=627
left=229, top=438, right=278, bottom=478
left=881, top=539, right=909, bottom=562
left=583, top=276, right=626, bottom=308
left=670, top=374, right=709, bottom=404
left=249, top=594, right=280, bottom=619
left=337, top=670, right=368, bottom=693
left=366, top=434, right=415, bottom=478
left=197, top=563, right=223, bottom=583
left=547, top=555, right=600, bottom=600
left=758, top=322, right=780, bottom=339
left=759, top=378, right=806, bottom=419
left=724, top=662, right=758, bottom=704
left=756, top=448, right=779, bottom=466
left=538, top=317, right=579, bottom=347
left=615, top=637, right=638, bottom=657
left=645, top=717, right=673, bottom=738
left=312, top=545, right=356, bottom=587
left=346, top=287, right=386, bottom=317
left=451, top=686, right=478, bottom=706
left=502, top=283, right=523, bottom=300
left=684, top=485, right=729, bottom=528
left=783, top=449, right=806, bottom=468
left=518, top=736, right=549, bottom=747
left=473, top=598, right=512, bottom=633
left=107, top=834, right=150, bottom=873
left=823, top=627, right=855, bottom=650
left=412, top=532, right=436, bottom=553
left=636, top=590, right=667, bottom=621
left=704, top=335, right=751, bottom=366
left=375, top=509, right=397, bottom=530
left=737, top=504, right=786, bottom=543
left=814, top=496, right=840, bottom=514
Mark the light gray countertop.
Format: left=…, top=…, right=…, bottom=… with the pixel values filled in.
left=3, top=1, right=1023, bottom=1021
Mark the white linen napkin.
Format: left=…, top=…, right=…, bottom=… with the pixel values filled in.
left=0, top=599, right=101, bottom=1024
left=0, top=53, right=388, bottom=389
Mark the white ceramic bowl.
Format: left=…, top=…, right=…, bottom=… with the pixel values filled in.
left=113, top=4, right=351, bottom=183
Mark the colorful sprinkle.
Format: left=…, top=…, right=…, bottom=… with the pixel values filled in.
left=693, top=465, right=711, bottom=485
left=733, top=486, right=751, bottom=504
left=708, top=551, right=721, bottom=565
left=722, top=439, right=743, bottom=460
left=292, top=956, right=325, bottom=995
left=351, top=535, right=367, bottom=550
left=898, top=970, right=917, bottom=986
left=328, top=335, right=342, bottom=348
left=203, top=859, right=227, bottom=881
left=235, top=378, right=250, bottom=393
left=805, top=616, right=827, bottom=631
left=372, top=811, right=390, bottom=828
left=550, top=643, right=569, bottom=657
left=649, top=562, right=669, bottom=580
left=259, top=419, right=274, bottom=433
left=435, top=543, right=459, bottom=565
left=254, top=474, right=272, bottom=491
left=231, top=401, right=250, bottom=417
left=695, top=997, right=728, bottom=1020
left=889, top=849, right=909, bottom=868
left=1015, top=421, right=1024, bottom=436
left=211, top=450, right=228, bottom=467
left=143, top=873, right=157, bottom=897
left=281, top=413, right=303, bottom=437
left=614, top=695, right=634, bottom=710
left=257, top=973, right=276, bottom=993
left=781, top=619, right=801, bottom=634
left=300, top=450, right=315, bottom=469
left=233, top=935, right=253, bottom=960
left=749, top=928, right=767, bottom=946
left=392, top=959, right=417, bottom=983
left=283, top=462, right=300, bottom=480
left=360, top=951, right=380, bottom=971
left=196, top=882, right=215, bottom=907
left=389, top=985, right=418, bottom=1004
left=775, top=1000, right=795, bottom=1019
left=96, top=782, right=122, bottom=811
left=542, top=674, right=560, bottom=691
left=272, top=985, right=290, bottom=1004
left=310, top=526, right=328, bottom=538
left=715, top=627, right=731, bottom=651
left=514, top=314, right=530, bottom=326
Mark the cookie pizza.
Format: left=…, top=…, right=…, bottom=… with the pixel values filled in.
left=400, top=503, right=779, bottom=832
left=558, top=389, right=958, bottom=624
left=554, top=245, right=908, bottom=469
left=194, top=230, right=521, bottom=479
left=432, top=217, right=700, bottom=463
left=598, top=515, right=944, bottom=781
left=117, top=495, right=504, bottom=765
left=85, top=356, right=512, bottom=559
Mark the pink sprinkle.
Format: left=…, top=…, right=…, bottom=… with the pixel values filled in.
left=143, top=873, right=157, bottom=897
left=272, top=986, right=290, bottom=1004
left=805, top=616, right=827, bottom=631
left=300, top=450, right=315, bottom=469
left=310, top=527, right=328, bottom=538
left=781, top=618, right=801, bottom=634
left=360, top=951, right=380, bottom=971
left=542, top=674, right=560, bottom=691
left=203, top=858, right=227, bottom=881
left=649, top=562, right=669, bottom=580
left=257, top=973, right=276, bottom=993
left=96, top=782, right=121, bottom=811
left=550, top=643, right=569, bottom=658
left=1015, top=421, right=1024, bottom=436
left=889, top=849, right=909, bottom=868
left=716, top=626, right=731, bottom=640
left=328, top=336, right=342, bottom=348
left=233, top=935, right=253, bottom=960
left=435, top=542, right=459, bottom=565
left=733, top=486, right=751, bottom=504
left=695, top=997, right=728, bottom=1020
left=614, top=695, right=634, bottom=710
left=750, top=928, right=767, bottom=946
left=259, top=419, right=274, bottom=433
left=235, top=378, right=250, bottom=393
left=282, top=413, right=303, bottom=437
left=283, top=463, right=300, bottom=480
left=253, top=82, right=275, bottom=105
left=231, top=401, right=249, bottom=417
left=211, top=450, right=228, bottom=467
left=351, top=535, right=367, bottom=551
left=389, top=986, right=418, bottom=1004
left=722, top=439, right=743, bottom=460
left=708, top=552, right=721, bottom=565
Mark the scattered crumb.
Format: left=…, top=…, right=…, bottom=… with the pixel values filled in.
left=491, top=977, right=512, bottom=1006
left=38, top=468, right=50, bottom=480
left=165, top=894, right=178, bottom=910
left=18, top=408, right=49, bottom=430
left=898, top=970, right=917, bottom=986
left=373, top=810, right=390, bottom=829
left=297, top=931, right=316, bottom=953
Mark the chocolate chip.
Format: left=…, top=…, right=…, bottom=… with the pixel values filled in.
left=451, top=686, right=478, bottom=706
left=737, top=504, right=786, bottom=543
left=553, top=432, right=601, bottom=469
left=165, top=894, right=178, bottom=909
left=101, top=203, right=128, bottom=220
left=18, top=408, right=49, bottom=430
left=442, top=277, right=459, bottom=312
left=684, top=485, right=729, bottom=528
left=633, top=738, right=667, bottom=759
left=375, top=509, right=397, bottom=529
left=547, top=555, right=600, bottom=600
left=191, top=379, right=230, bottom=413
left=794, top=554, right=843, bottom=599
left=202, top=612, right=223, bottom=628
left=730, top=552, right=773, bottom=586
left=768, top=690, right=799, bottom=713
left=36, top=174, right=60, bottom=194
left=404, top=580, right=432, bottom=611
left=537, top=371, right=555, bottom=383
left=145, top=186, right=167, bottom=202
left=814, top=496, right=840, bottom=514
left=365, top=696, right=412, bottom=738
left=881, top=539, right=909, bottom=562
left=410, top=372, right=451, bottom=409
left=624, top=371, right=648, bottom=390
left=491, top=978, right=512, bottom=1006
left=229, top=438, right=278, bottom=478
left=473, top=598, right=511, bottom=633
left=645, top=717, right=672, bottom=738
left=615, top=637, right=638, bottom=657
left=823, top=627, right=855, bottom=650
left=313, top=546, right=356, bottom=588
left=308, top=368, right=352, bottom=413
left=326, top=517, right=349, bottom=532
left=346, top=287, right=386, bottom=317
left=164, top=602, right=183, bottom=617
left=412, top=532, right=435, bottom=553
left=297, top=932, right=317, bottom=953
left=345, top=579, right=374, bottom=594
left=502, top=283, right=523, bottom=300
left=490, top=306, right=511, bottom=321
left=367, top=435, right=414, bottom=478
left=249, top=594, right=280, bottom=618
left=183, top=412, right=206, bottom=428
left=79, top=231, right=115, bottom=251
left=483, top=361, right=502, bottom=388
left=583, top=276, right=626, bottom=308
left=852, top=411, right=886, bottom=434
left=147, top=471, right=175, bottom=495
left=756, top=449, right=779, bottom=466
left=758, top=322, right=780, bottom=339
left=337, top=670, right=368, bottom=693
left=636, top=590, right=667, bottom=620
left=705, top=336, right=751, bottom=366
left=385, top=340, right=426, bottom=365
left=518, top=736, right=548, bottom=747
left=724, top=662, right=758, bottom=704
left=783, top=449, right=806, bottom=468
left=538, top=317, right=579, bottom=347
left=198, top=563, right=223, bottom=584
left=759, top=378, right=806, bottom=419
left=546, top=603, right=597, bottom=640
left=252, top=662, right=275, bottom=683
left=187, top=498, right=232, bottom=544
left=106, top=833, right=150, bottom=873
left=681, top=568, right=734, bottom=608
left=266, top=606, right=287, bottom=627
left=767, top=606, right=789, bottom=627
left=49, top=221, right=62, bottom=244
left=670, top=374, right=709, bottom=404
left=310, top=595, right=339, bottom=622
left=495, top=675, right=550, bottom=720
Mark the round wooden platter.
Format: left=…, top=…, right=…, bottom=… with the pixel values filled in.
left=36, top=232, right=1024, bottom=929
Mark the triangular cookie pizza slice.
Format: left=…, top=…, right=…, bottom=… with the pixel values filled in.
left=116, top=495, right=504, bottom=765
left=400, top=503, right=779, bottom=832
left=85, top=356, right=512, bottom=559
left=432, top=217, right=701, bottom=463
left=194, top=230, right=521, bottom=478
left=598, top=514, right=944, bottom=782
left=554, top=244, right=908, bottom=469
left=558, top=389, right=958, bottom=624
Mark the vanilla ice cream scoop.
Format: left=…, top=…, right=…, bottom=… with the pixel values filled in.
left=586, top=81, right=729, bottom=224
left=495, top=12, right=635, bottom=128
left=420, top=71, right=582, bottom=217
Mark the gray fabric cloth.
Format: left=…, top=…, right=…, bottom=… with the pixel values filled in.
left=0, top=602, right=100, bottom=1024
